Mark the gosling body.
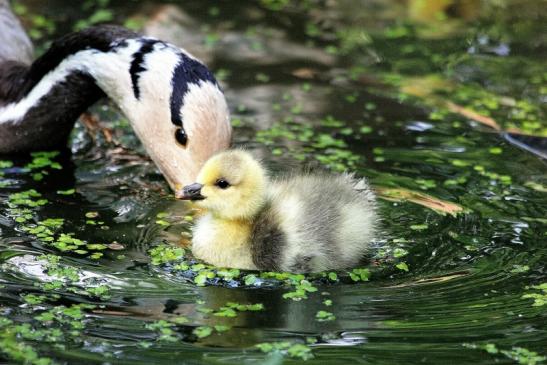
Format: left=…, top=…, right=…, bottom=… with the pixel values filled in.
left=179, top=150, right=378, bottom=273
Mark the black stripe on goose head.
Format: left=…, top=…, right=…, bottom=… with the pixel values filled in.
left=169, top=53, right=219, bottom=146
left=11, top=25, right=137, bottom=103
left=129, top=38, right=161, bottom=100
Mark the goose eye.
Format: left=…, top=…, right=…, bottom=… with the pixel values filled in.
left=215, top=179, right=230, bottom=189
left=174, top=128, right=187, bottom=146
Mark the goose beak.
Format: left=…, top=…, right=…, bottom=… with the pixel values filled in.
left=176, top=183, right=205, bottom=200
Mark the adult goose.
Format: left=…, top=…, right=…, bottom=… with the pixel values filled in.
left=0, top=0, right=231, bottom=190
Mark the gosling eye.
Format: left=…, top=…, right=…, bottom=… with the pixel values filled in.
left=215, top=179, right=230, bottom=189
left=174, top=128, right=187, bottom=146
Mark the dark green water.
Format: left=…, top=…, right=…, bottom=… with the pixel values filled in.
left=1, top=1, right=546, bottom=364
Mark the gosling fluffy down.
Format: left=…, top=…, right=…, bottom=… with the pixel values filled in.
left=178, top=150, right=378, bottom=273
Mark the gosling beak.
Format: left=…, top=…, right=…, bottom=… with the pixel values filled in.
left=176, top=183, right=205, bottom=200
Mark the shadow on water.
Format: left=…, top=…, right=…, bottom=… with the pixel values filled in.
left=1, top=0, right=546, bottom=364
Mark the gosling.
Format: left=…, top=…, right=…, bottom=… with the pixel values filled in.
left=177, top=150, right=378, bottom=273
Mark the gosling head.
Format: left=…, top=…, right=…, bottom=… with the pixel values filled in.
left=177, top=150, right=267, bottom=220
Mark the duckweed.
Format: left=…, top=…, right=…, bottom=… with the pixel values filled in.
left=0, top=301, right=100, bottom=363
left=8, top=190, right=48, bottom=208
left=210, top=302, right=263, bottom=318
left=145, top=320, right=179, bottom=342
left=0, top=160, right=13, bottom=169
left=255, top=115, right=362, bottom=171
left=85, top=285, right=110, bottom=298
left=29, top=254, right=111, bottom=299
left=22, top=294, right=48, bottom=305
left=56, top=189, right=75, bottom=195
left=464, top=343, right=546, bottom=365
left=502, top=347, right=546, bottom=365
left=25, top=151, right=62, bottom=170
left=194, top=269, right=215, bottom=286
left=193, top=326, right=213, bottom=339
left=40, top=254, right=80, bottom=282
left=145, top=242, right=378, bottom=294
left=510, top=265, right=530, bottom=274
left=243, top=274, right=258, bottom=285
left=213, top=307, right=236, bottom=317
left=282, top=280, right=318, bottom=301
left=349, top=268, right=370, bottom=282
left=0, top=327, right=55, bottom=365
left=359, top=125, right=373, bottom=134
left=522, top=284, right=547, bottom=307
left=410, top=224, right=429, bottom=231
left=216, top=268, right=241, bottom=280
left=214, top=325, right=230, bottom=332
left=256, top=341, right=313, bottom=360
left=393, top=248, right=409, bottom=258
left=315, top=310, right=335, bottom=321
left=148, top=244, right=185, bottom=265
left=2, top=156, right=120, bottom=261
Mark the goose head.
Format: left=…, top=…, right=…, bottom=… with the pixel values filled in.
left=123, top=67, right=232, bottom=191
left=0, top=26, right=232, bottom=191
left=89, top=39, right=232, bottom=191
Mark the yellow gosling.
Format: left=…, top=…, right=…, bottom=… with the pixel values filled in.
left=177, top=150, right=378, bottom=273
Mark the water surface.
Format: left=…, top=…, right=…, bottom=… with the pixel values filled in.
left=1, top=1, right=546, bottom=364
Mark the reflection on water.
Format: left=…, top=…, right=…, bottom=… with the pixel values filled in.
left=1, top=0, right=546, bottom=364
